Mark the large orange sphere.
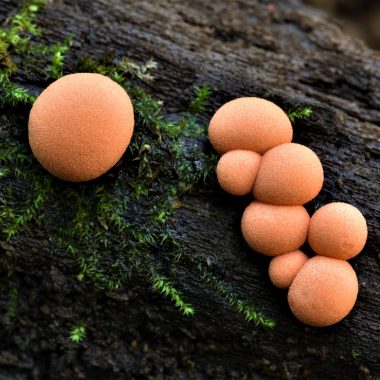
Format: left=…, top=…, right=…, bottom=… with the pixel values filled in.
left=308, top=202, right=367, bottom=260
left=288, top=256, right=358, bottom=327
left=29, top=73, right=134, bottom=182
left=208, top=97, right=292, bottom=155
left=241, top=202, right=310, bottom=256
left=253, top=143, right=324, bottom=205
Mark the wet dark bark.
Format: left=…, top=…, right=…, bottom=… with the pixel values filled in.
left=0, top=0, right=379, bottom=379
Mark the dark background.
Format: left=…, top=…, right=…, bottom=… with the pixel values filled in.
left=304, top=0, right=380, bottom=49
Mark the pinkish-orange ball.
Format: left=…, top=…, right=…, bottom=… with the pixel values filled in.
left=241, top=202, right=310, bottom=256
left=268, top=250, right=309, bottom=289
left=308, top=202, right=368, bottom=260
left=29, top=73, right=134, bottom=182
left=288, top=256, right=358, bottom=327
left=253, top=143, right=324, bottom=205
left=209, top=97, right=293, bottom=155
left=216, top=150, right=261, bottom=196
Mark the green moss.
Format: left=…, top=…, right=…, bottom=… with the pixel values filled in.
left=0, top=0, right=72, bottom=104
left=197, top=263, right=275, bottom=328
left=0, top=73, right=36, bottom=106
left=6, top=287, right=18, bottom=319
left=352, top=348, right=360, bottom=359
left=0, top=0, right=274, bottom=327
left=149, top=269, right=195, bottom=316
left=118, top=57, right=158, bottom=82
left=0, top=0, right=45, bottom=56
left=70, top=323, right=87, bottom=343
left=189, top=84, right=212, bottom=113
left=0, top=142, right=52, bottom=239
left=33, top=36, right=73, bottom=78
left=173, top=252, right=275, bottom=328
left=1, top=174, right=51, bottom=240
left=0, top=0, right=47, bottom=105
left=288, top=107, right=313, bottom=123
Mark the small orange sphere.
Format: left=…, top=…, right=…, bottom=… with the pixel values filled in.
left=241, top=202, right=310, bottom=256
left=209, top=97, right=293, bottom=155
left=29, top=73, right=134, bottom=182
left=268, top=250, right=309, bottom=289
left=308, top=202, right=368, bottom=260
left=253, top=143, right=324, bottom=205
left=216, top=150, right=261, bottom=196
left=288, top=256, right=358, bottom=327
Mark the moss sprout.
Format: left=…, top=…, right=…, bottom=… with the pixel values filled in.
left=189, top=84, right=212, bottom=113
left=149, top=269, right=195, bottom=316
left=70, top=323, right=87, bottom=343
left=6, top=287, right=18, bottom=319
left=288, top=107, right=313, bottom=123
left=352, top=348, right=360, bottom=359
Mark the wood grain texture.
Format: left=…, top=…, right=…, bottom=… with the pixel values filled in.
left=0, top=0, right=379, bottom=379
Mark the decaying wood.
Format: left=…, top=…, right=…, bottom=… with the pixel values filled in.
left=0, top=0, right=379, bottom=379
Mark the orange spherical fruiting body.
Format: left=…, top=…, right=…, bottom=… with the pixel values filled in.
left=288, top=256, right=358, bottom=327
left=253, top=143, right=324, bottom=205
left=209, top=97, right=292, bottom=155
left=308, top=202, right=367, bottom=260
left=241, top=202, right=310, bottom=256
left=216, top=150, right=261, bottom=196
left=29, top=73, right=134, bottom=182
left=268, top=250, right=309, bottom=289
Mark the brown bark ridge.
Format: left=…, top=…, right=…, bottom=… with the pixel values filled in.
left=0, top=0, right=379, bottom=379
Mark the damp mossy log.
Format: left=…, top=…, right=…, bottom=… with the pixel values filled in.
left=0, top=0, right=379, bottom=379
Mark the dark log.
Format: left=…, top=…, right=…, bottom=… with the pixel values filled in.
left=0, top=0, right=379, bottom=379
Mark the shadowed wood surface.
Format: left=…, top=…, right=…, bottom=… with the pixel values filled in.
left=0, top=0, right=379, bottom=379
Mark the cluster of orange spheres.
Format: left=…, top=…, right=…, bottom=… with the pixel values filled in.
left=28, top=75, right=368, bottom=326
left=209, top=97, right=368, bottom=327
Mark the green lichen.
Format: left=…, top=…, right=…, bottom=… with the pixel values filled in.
left=0, top=0, right=274, bottom=327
